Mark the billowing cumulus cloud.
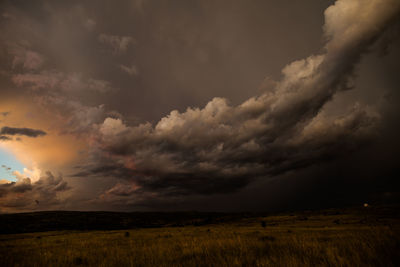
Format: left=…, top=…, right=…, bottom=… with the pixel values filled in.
left=0, top=0, right=399, bottom=212
left=0, top=171, right=70, bottom=212
left=74, top=0, right=399, bottom=202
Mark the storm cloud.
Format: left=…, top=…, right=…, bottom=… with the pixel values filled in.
left=0, top=172, right=70, bottom=212
left=0, top=0, right=399, bottom=211
left=79, top=0, right=399, bottom=201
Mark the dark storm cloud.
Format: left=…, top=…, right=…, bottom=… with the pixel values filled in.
left=95, top=100, right=377, bottom=198
left=0, top=172, right=70, bottom=210
left=0, top=126, right=46, bottom=137
left=80, top=0, right=399, bottom=203
left=1, top=0, right=399, bottom=211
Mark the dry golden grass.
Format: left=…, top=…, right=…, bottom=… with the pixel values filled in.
left=0, top=211, right=399, bottom=266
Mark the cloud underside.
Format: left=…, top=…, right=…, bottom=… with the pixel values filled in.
left=73, top=0, right=399, bottom=203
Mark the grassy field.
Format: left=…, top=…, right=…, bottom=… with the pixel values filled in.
left=0, top=207, right=399, bottom=266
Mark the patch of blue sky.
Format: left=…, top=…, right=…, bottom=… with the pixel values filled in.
left=0, top=148, right=25, bottom=182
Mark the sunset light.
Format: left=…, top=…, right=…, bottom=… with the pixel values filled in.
left=0, top=0, right=399, bottom=265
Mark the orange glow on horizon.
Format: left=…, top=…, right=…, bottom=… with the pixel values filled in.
left=0, top=96, right=88, bottom=174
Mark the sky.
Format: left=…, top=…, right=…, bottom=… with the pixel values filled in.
left=0, top=0, right=399, bottom=213
left=0, top=148, right=24, bottom=182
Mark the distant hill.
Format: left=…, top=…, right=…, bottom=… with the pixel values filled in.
left=0, top=205, right=398, bottom=234
left=0, top=211, right=262, bottom=234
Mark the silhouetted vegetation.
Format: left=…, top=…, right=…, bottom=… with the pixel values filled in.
left=261, top=220, right=267, bottom=228
left=0, top=206, right=398, bottom=266
left=0, top=211, right=264, bottom=234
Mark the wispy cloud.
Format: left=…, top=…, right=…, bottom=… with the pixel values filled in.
left=98, top=34, right=135, bottom=54
left=12, top=71, right=112, bottom=93
left=119, top=64, right=138, bottom=76
left=0, top=127, right=46, bottom=137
